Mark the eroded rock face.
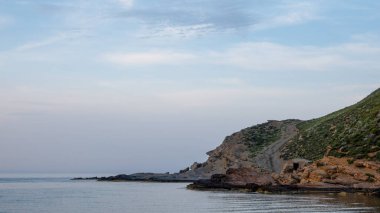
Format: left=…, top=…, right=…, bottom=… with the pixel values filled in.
left=178, top=132, right=254, bottom=179
left=224, top=167, right=275, bottom=187
left=96, top=120, right=300, bottom=182
left=274, top=157, right=380, bottom=189
left=182, top=120, right=299, bottom=179
left=179, top=128, right=257, bottom=179
left=189, top=157, right=380, bottom=195
left=200, top=131, right=254, bottom=173
left=189, top=167, right=274, bottom=190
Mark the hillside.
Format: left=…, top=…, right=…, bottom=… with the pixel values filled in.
left=189, top=88, right=380, bottom=194
left=282, top=88, right=380, bottom=161
left=171, top=120, right=296, bottom=177
left=180, top=120, right=300, bottom=178
left=190, top=88, right=380, bottom=177
left=95, top=88, right=380, bottom=184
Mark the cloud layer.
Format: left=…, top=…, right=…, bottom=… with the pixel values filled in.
left=115, top=0, right=320, bottom=38
left=103, top=41, right=380, bottom=72
left=0, top=0, right=379, bottom=173
left=104, top=51, right=196, bottom=66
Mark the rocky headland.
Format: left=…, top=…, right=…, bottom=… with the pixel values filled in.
left=74, top=88, right=380, bottom=196
left=188, top=88, right=380, bottom=195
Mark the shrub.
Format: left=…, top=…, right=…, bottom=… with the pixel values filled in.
left=347, top=159, right=354, bottom=164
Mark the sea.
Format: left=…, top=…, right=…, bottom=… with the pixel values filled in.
left=0, top=174, right=380, bottom=213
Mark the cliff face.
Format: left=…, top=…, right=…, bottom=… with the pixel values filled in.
left=182, top=119, right=300, bottom=178
left=187, top=88, right=380, bottom=194
left=185, top=88, right=379, bottom=181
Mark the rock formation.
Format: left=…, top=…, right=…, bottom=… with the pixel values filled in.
left=275, top=156, right=380, bottom=189
left=189, top=88, right=380, bottom=195
left=75, top=88, right=380, bottom=196
left=182, top=119, right=300, bottom=178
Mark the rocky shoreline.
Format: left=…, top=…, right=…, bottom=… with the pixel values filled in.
left=72, top=157, right=380, bottom=196
left=187, top=157, right=380, bottom=196
left=72, top=173, right=199, bottom=182
left=187, top=180, right=380, bottom=196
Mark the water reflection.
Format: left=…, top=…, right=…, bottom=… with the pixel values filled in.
left=0, top=179, right=379, bottom=213
left=204, top=191, right=380, bottom=212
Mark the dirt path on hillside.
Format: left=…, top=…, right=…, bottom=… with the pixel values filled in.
left=254, top=123, right=298, bottom=173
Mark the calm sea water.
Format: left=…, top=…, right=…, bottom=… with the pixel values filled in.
left=0, top=174, right=379, bottom=213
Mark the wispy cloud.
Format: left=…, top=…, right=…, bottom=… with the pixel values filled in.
left=3, top=81, right=376, bottom=118
left=103, top=40, right=380, bottom=72
left=215, top=42, right=345, bottom=71
left=117, top=0, right=257, bottom=38
left=118, top=0, right=134, bottom=9
left=14, top=31, right=84, bottom=51
left=351, top=33, right=380, bottom=43
left=103, top=51, right=196, bottom=66
left=117, top=0, right=322, bottom=38
left=253, top=1, right=320, bottom=30
left=0, top=15, right=11, bottom=29
left=218, top=41, right=380, bottom=72
left=139, top=24, right=215, bottom=39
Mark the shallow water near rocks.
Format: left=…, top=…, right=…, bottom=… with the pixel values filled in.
left=0, top=174, right=379, bottom=213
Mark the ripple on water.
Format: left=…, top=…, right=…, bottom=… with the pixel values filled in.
left=0, top=179, right=379, bottom=213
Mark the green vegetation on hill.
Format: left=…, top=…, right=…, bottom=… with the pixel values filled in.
left=243, top=123, right=281, bottom=157
left=282, top=88, right=380, bottom=161
left=241, top=120, right=299, bottom=157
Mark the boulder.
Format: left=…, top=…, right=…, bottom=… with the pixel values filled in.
left=190, top=167, right=274, bottom=190
left=281, top=162, right=294, bottom=173
left=190, top=162, right=203, bottom=170
left=179, top=167, right=190, bottom=174
left=309, top=169, right=328, bottom=182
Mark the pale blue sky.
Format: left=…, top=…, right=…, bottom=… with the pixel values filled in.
left=0, top=0, right=379, bottom=173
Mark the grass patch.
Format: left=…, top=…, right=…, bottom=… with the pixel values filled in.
left=242, top=119, right=300, bottom=158
left=282, top=88, right=380, bottom=161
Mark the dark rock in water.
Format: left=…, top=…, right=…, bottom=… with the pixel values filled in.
left=210, top=174, right=227, bottom=183
left=94, top=172, right=200, bottom=182
left=71, top=177, right=99, bottom=180
left=71, top=170, right=208, bottom=182
left=179, top=167, right=190, bottom=174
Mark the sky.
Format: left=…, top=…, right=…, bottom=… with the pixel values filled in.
left=0, top=0, right=379, bottom=174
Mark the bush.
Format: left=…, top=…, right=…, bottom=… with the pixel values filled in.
left=347, top=159, right=355, bottom=164
left=316, top=162, right=325, bottom=167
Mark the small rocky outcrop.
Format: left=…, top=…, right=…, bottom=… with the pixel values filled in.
left=188, top=167, right=274, bottom=190
left=96, top=173, right=197, bottom=182
left=71, top=176, right=99, bottom=180
left=179, top=167, right=190, bottom=174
